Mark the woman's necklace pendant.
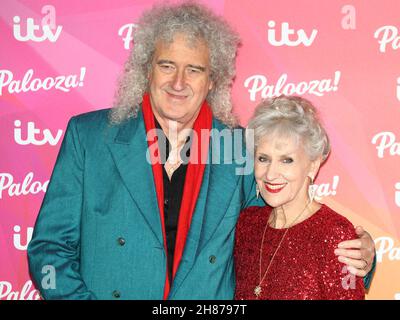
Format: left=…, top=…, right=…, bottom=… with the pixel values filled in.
left=254, top=285, right=262, bottom=297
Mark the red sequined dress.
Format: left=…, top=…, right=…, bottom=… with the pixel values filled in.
left=234, top=205, right=365, bottom=300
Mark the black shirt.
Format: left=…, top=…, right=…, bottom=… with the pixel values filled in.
left=155, top=118, right=190, bottom=282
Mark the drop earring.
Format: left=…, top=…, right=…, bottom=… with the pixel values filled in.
left=308, top=176, right=316, bottom=202
left=256, top=184, right=260, bottom=199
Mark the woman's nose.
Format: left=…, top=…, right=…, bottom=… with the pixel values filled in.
left=265, top=161, right=281, bottom=181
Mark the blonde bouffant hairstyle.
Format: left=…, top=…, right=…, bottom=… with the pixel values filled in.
left=246, top=95, right=331, bottom=162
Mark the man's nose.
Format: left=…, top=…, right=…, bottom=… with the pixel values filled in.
left=171, top=69, right=185, bottom=91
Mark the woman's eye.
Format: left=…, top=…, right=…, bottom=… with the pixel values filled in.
left=283, top=158, right=293, bottom=164
left=258, top=156, right=269, bottom=163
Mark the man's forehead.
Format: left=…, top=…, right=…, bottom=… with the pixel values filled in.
left=154, top=33, right=208, bottom=51
left=152, top=34, right=211, bottom=68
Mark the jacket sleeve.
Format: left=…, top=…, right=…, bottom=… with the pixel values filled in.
left=27, top=116, right=97, bottom=300
left=241, top=158, right=265, bottom=209
left=363, top=251, right=376, bottom=290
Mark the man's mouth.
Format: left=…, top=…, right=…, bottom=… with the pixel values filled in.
left=166, top=91, right=188, bottom=100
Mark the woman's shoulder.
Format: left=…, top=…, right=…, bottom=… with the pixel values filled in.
left=237, top=206, right=272, bottom=229
left=239, top=205, right=272, bottom=219
left=313, top=204, right=358, bottom=242
left=235, top=206, right=272, bottom=246
left=317, top=205, right=355, bottom=227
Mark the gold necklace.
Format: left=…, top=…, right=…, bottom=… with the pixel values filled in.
left=165, top=159, right=183, bottom=179
left=164, top=140, right=185, bottom=180
left=254, top=201, right=311, bottom=298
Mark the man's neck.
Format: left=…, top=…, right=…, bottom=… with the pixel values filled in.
left=153, top=114, right=196, bottom=180
left=153, top=114, right=198, bottom=149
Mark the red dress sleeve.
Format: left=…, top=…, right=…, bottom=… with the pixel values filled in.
left=319, top=215, right=365, bottom=300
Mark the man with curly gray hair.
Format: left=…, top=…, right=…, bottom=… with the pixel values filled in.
left=110, top=1, right=239, bottom=127
left=28, top=1, right=375, bottom=300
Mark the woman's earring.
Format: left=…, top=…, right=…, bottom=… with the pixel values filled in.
left=308, top=176, right=316, bottom=202
left=256, top=184, right=260, bottom=199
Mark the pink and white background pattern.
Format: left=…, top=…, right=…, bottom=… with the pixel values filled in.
left=0, top=0, right=399, bottom=300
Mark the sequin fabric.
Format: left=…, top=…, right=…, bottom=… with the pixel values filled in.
left=234, top=205, right=365, bottom=300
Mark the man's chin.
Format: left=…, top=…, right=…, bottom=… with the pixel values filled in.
left=160, top=113, right=190, bottom=125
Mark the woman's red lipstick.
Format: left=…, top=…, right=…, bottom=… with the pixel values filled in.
left=264, top=183, right=286, bottom=193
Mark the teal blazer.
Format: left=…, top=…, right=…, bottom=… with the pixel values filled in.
left=28, top=108, right=261, bottom=300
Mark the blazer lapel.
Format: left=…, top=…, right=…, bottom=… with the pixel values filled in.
left=169, top=120, right=240, bottom=296
left=107, top=111, right=164, bottom=247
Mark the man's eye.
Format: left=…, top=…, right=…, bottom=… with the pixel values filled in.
left=187, top=68, right=200, bottom=74
left=159, top=65, right=174, bottom=72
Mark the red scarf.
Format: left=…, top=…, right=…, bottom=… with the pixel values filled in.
left=142, top=93, right=212, bottom=299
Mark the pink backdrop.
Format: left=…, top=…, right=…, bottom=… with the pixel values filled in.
left=0, top=0, right=399, bottom=300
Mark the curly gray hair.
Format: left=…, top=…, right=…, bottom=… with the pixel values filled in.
left=110, top=1, right=240, bottom=127
left=246, top=95, right=331, bottom=162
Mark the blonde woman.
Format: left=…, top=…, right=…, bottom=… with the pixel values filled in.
left=234, top=96, right=365, bottom=300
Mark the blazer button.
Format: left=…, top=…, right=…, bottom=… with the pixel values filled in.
left=209, top=255, right=216, bottom=264
left=117, top=237, right=125, bottom=246
left=112, top=290, right=121, bottom=299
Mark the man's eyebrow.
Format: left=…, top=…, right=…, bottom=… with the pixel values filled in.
left=156, top=60, right=206, bottom=72
left=187, top=64, right=206, bottom=72
left=156, top=59, right=175, bottom=65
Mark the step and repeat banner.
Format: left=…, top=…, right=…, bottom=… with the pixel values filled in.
left=0, top=0, right=399, bottom=300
